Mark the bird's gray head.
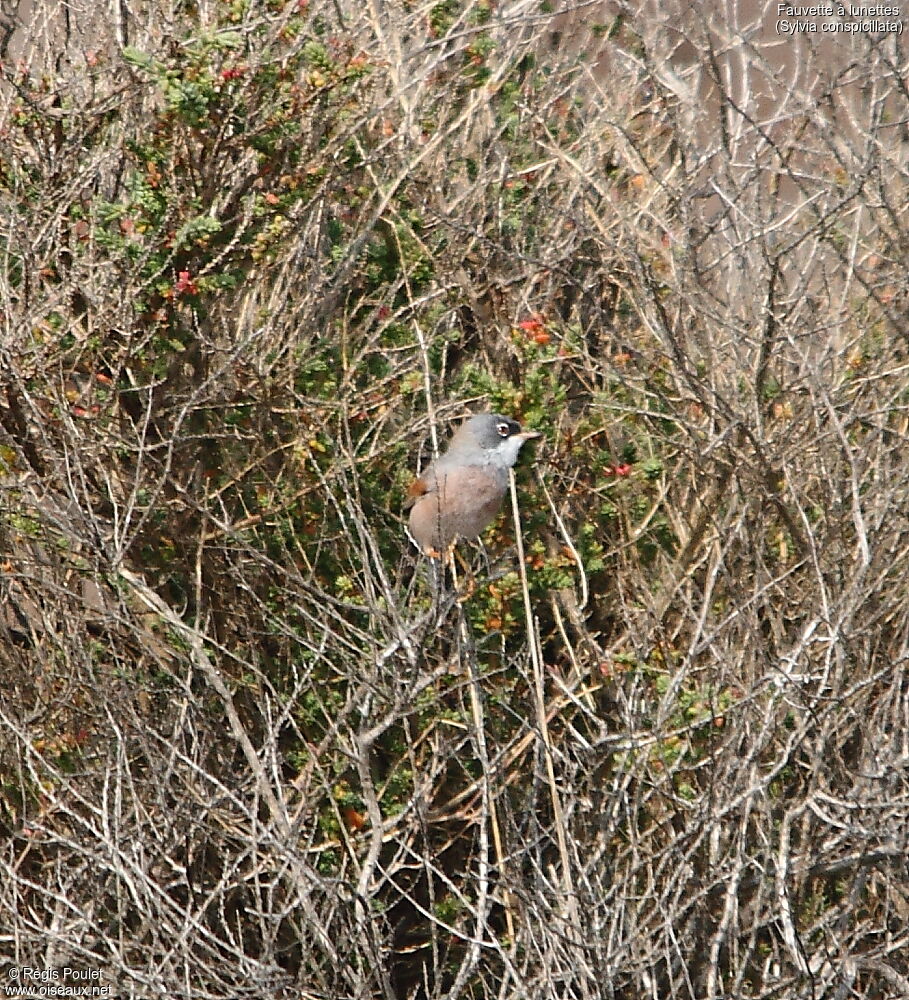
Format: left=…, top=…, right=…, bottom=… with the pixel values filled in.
left=448, top=412, right=542, bottom=468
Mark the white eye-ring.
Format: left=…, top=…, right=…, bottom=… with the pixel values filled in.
left=497, top=421, right=510, bottom=437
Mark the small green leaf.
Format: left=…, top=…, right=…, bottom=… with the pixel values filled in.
left=122, top=46, right=153, bottom=69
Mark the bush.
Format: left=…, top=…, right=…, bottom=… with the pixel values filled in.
left=1, top=1, right=907, bottom=997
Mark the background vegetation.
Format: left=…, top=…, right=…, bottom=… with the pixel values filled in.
left=1, top=0, right=907, bottom=996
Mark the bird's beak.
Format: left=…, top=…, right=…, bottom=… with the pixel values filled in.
left=517, top=430, right=542, bottom=441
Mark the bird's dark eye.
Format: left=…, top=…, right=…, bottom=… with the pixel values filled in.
left=496, top=421, right=511, bottom=437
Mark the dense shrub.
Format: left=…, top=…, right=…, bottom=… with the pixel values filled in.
left=1, top=1, right=907, bottom=997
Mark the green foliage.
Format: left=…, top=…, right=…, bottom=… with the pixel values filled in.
left=3, top=0, right=905, bottom=994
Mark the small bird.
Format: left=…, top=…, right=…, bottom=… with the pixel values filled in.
left=407, top=413, right=542, bottom=558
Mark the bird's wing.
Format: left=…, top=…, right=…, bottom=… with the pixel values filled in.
left=404, top=468, right=437, bottom=509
